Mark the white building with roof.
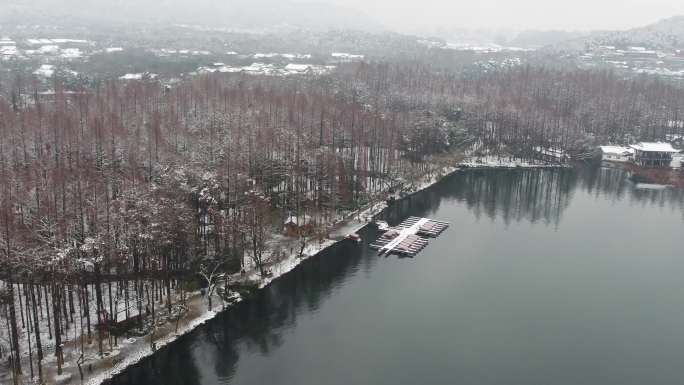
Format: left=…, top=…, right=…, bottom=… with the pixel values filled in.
left=284, top=63, right=312, bottom=73
left=600, top=146, right=634, bottom=163
left=629, top=142, right=680, bottom=168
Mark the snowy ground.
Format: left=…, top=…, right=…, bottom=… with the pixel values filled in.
left=0, top=281, right=150, bottom=384
left=81, top=296, right=218, bottom=385
left=459, top=155, right=570, bottom=168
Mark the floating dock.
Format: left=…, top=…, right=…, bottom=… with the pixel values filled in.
left=370, top=217, right=449, bottom=257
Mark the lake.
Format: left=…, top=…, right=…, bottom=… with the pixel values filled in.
left=107, top=166, right=684, bottom=385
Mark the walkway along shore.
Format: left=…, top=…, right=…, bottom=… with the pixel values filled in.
left=29, top=158, right=565, bottom=385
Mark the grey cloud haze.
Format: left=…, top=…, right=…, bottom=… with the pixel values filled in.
left=3, top=0, right=683, bottom=34
left=306, top=0, right=684, bottom=31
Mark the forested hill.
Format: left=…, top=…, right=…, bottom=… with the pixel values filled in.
left=548, top=15, right=684, bottom=51
left=0, top=0, right=384, bottom=32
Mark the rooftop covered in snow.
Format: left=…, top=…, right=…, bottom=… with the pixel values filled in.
left=600, top=146, right=634, bottom=154
left=629, top=142, right=680, bottom=153
left=284, top=215, right=312, bottom=226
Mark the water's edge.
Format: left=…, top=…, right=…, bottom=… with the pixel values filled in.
left=95, top=164, right=567, bottom=385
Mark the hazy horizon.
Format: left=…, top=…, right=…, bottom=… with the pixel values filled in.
left=2, top=0, right=684, bottom=36
left=304, top=0, right=684, bottom=33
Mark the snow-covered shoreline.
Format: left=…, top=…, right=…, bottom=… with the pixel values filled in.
left=77, top=159, right=563, bottom=385
left=83, top=308, right=218, bottom=385
left=459, top=155, right=571, bottom=169
left=78, top=211, right=383, bottom=385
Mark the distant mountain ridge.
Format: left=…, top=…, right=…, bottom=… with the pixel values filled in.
left=548, top=16, right=684, bottom=51
left=423, top=16, right=684, bottom=52
left=0, top=0, right=385, bottom=33
left=404, top=26, right=590, bottom=50
left=501, top=30, right=589, bottom=49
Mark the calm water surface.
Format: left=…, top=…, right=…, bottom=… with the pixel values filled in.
left=108, top=166, right=684, bottom=385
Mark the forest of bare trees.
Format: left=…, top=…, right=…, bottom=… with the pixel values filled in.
left=1, top=61, right=683, bottom=383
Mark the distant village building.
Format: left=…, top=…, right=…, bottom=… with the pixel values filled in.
left=629, top=142, right=680, bottom=167
left=600, top=146, right=634, bottom=163
left=331, top=52, right=365, bottom=63
left=533, top=146, right=568, bottom=164
left=284, top=63, right=313, bottom=74
left=284, top=215, right=313, bottom=237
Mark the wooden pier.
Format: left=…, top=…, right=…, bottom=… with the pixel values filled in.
left=370, top=217, right=449, bottom=257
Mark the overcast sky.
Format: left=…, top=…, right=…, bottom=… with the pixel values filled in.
left=308, top=0, right=684, bottom=32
